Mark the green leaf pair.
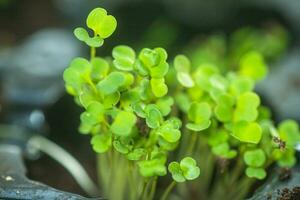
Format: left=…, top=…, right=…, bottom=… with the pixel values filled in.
left=239, top=51, right=268, bottom=81
left=278, top=120, right=300, bottom=148
left=272, top=148, right=296, bottom=168
left=86, top=8, right=117, bottom=39
left=138, top=149, right=167, bottom=177
left=74, top=8, right=117, bottom=47
left=194, top=63, right=219, bottom=91
left=214, top=93, right=235, bottom=122
left=234, top=92, right=260, bottom=122
left=174, top=55, right=195, bottom=88
left=90, top=57, right=110, bottom=82
left=168, top=157, right=200, bottom=182
left=145, top=104, right=163, bottom=129
left=91, top=133, right=112, bottom=153
left=150, top=78, right=168, bottom=97
left=229, top=76, right=254, bottom=96
left=112, top=45, right=136, bottom=71
left=79, top=101, right=105, bottom=133
left=97, top=72, right=127, bottom=96
left=231, top=121, right=262, bottom=144
left=74, top=27, right=104, bottom=47
left=186, top=102, right=212, bottom=131
left=138, top=48, right=168, bottom=78
left=156, top=120, right=182, bottom=143
left=212, top=142, right=237, bottom=159
left=63, top=58, right=92, bottom=95
left=244, top=149, right=266, bottom=179
left=110, top=111, right=137, bottom=137
left=156, top=97, right=174, bottom=116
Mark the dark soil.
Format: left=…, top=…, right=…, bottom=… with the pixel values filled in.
left=277, top=187, right=300, bottom=200
left=279, top=168, right=292, bottom=182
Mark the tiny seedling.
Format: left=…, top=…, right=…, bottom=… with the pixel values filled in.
left=63, top=7, right=300, bottom=200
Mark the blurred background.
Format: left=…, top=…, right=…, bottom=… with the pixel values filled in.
left=0, top=0, right=299, bottom=196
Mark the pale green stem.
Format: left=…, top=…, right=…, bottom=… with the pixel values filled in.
left=160, top=181, right=176, bottom=200
left=90, top=47, right=96, bottom=60
left=148, top=178, right=157, bottom=200
left=140, top=180, right=149, bottom=200
left=187, top=133, right=198, bottom=155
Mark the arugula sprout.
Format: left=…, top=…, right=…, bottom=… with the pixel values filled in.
left=168, top=157, right=200, bottom=182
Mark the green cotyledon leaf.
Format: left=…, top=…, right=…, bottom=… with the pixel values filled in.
left=97, top=72, right=126, bottom=95
left=110, top=111, right=137, bottom=137
left=86, top=8, right=117, bottom=38
left=244, top=149, right=266, bottom=167
left=234, top=92, right=260, bottom=122
left=112, top=45, right=136, bottom=71
left=231, top=121, right=262, bottom=144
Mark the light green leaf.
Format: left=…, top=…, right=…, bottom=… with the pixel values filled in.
left=145, top=104, right=162, bottom=129
left=168, top=162, right=185, bottom=182
left=208, top=130, right=229, bottom=146
left=186, top=121, right=211, bottom=132
left=103, top=92, right=120, bottom=108
left=234, top=92, right=260, bottom=122
left=86, top=101, right=105, bottom=117
left=239, top=51, right=268, bottom=81
left=214, top=104, right=233, bottom=122
left=177, top=72, right=195, bottom=88
left=150, top=78, right=168, bottom=97
left=134, top=60, right=149, bottom=76
left=180, top=157, right=201, bottom=180
left=244, top=149, right=266, bottom=167
left=91, top=134, right=112, bottom=153
left=175, top=93, right=191, bottom=113
left=138, top=159, right=167, bottom=177
left=231, top=121, right=262, bottom=144
left=245, top=167, right=266, bottom=180
left=216, top=93, right=235, bottom=107
left=127, top=148, right=147, bottom=161
left=194, top=64, right=219, bottom=91
left=97, top=72, right=125, bottom=95
left=74, top=27, right=89, bottom=41
left=79, top=85, right=97, bottom=108
left=112, top=45, right=136, bottom=71
left=278, top=120, right=300, bottom=148
left=209, top=74, right=229, bottom=91
left=90, top=57, right=109, bottom=82
left=113, top=140, right=130, bottom=154
left=85, top=36, right=104, bottom=47
left=110, top=111, right=137, bottom=136
left=174, top=54, right=190, bottom=73
left=149, top=62, right=169, bottom=79
left=139, top=48, right=159, bottom=68
left=230, top=76, right=254, bottom=96
left=63, top=58, right=91, bottom=92
left=86, top=8, right=117, bottom=38
left=188, top=102, right=212, bottom=124
left=212, top=142, right=237, bottom=159
left=156, top=97, right=174, bottom=116
left=157, top=123, right=181, bottom=143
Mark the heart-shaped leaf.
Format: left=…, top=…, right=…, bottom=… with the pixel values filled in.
left=86, top=8, right=117, bottom=38
left=150, top=78, right=168, bottom=97
left=112, top=45, right=136, bottom=71
left=244, top=149, right=266, bottom=167
left=97, top=72, right=125, bottom=95
left=110, top=111, right=137, bottom=137
left=245, top=167, right=266, bottom=180
left=231, top=121, right=262, bottom=144
left=91, top=134, right=112, bottom=153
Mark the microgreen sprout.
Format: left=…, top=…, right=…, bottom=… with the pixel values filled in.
left=63, top=6, right=299, bottom=200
